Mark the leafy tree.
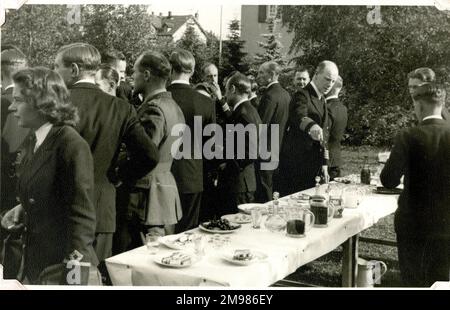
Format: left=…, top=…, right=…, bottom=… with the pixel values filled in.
left=2, top=5, right=82, bottom=67
left=221, top=19, right=249, bottom=78
left=281, top=5, right=450, bottom=146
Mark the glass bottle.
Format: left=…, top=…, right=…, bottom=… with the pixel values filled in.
left=264, top=192, right=287, bottom=233
left=361, top=156, right=371, bottom=185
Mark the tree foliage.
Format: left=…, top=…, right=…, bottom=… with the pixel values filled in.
left=1, top=5, right=81, bottom=67
left=281, top=6, right=450, bottom=146
left=221, top=19, right=249, bottom=78
left=254, top=9, right=287, bottom=68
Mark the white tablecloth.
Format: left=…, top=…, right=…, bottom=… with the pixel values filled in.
left=105, top=189, right=398, bottom=287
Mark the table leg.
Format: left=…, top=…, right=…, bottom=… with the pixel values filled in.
left=341, top=234, right=359, bottom=287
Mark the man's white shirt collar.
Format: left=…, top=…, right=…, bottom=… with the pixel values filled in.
left=310, top=81, right=323, bottom=100
left=3, top=84, right=14, bottom=91
left=233, top=98, right=248, bottom=111
left=266, top=81, right=279, bottom=89
left=326, top=95, right=339, bottom=101
left=170, top=80, right=190, bottom=85
left=74, top=79, right=95, bottom=85
left=422, top=115, right=443, bottom=121
left=34, top=122, right=53, bottom=152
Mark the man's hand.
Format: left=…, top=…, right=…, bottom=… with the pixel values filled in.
left=211, top=82, right=222, bottom=100
left=308, top=124, right=323, bottom=141
left=322, top=166, right=330, bottom=184
left=1, top=204, right=25, bottom=232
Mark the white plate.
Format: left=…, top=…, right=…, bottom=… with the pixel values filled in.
left=221, top=250, right=268, bottom=266
left=153, top=252, right=199, bottom=268
left=199, top=222, right=241, bottom=234
left=159, top=234, right=195, bottom=250
left=221, top=213, right=252, bottom=224
left=237, top=203, right=269, bottom=215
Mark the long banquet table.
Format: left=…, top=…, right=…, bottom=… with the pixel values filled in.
left=105, top=185, right=398, bottom=287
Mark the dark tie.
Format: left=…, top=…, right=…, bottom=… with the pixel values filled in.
left=25, top=133, right=37, bottom=162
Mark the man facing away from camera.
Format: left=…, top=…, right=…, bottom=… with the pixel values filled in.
left=167, top=49, right=216, bottom=232
left=381, top=83, right=450, bottom=287
left=54, top=43, right=159, bottom=263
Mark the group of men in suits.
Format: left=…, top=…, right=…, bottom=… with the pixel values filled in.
left=1, top=42, right=352, bottom=284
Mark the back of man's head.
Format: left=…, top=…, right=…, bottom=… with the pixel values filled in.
left=227, top=72, right=251, bottom=96
left=327, top=75, right=343, bottom=97
left=102, top=49, right=126, bottom=66
left=137, top=51, right=171, bottom=81
left=57, top=43, right=101, bottom=73
left=170, top=49, right=195, bottom=74
left=1, top=46, right=28, bottom=80
left=408, top=67, right=435, bottom=83
left=262, top=61, right=282, bottom=77
left=412, top=82, right=446, bottom=106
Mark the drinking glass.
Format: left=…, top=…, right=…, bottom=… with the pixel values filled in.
left=145, top=233, right=160, bottom=255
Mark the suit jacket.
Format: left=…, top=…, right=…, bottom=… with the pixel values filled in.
left=380, top=118, right=450, bottom=238
left=17, top=125, right=97, bottom=283
left=221, top=101, right=262, bottom=193
left=167, top=83, right=216, bottom=193
left=133, top=91, right=185, bottom=225
left=327, top=97, right=348, bottom=168
left=1, top=87, right=13, bottom=131
left=69, top=82, right=159, bottom=233
left=257, top=82, right=291, bottom=151
left=279, top=83, right=331, bottom=191
left=1, top=87, right=30, bottom=212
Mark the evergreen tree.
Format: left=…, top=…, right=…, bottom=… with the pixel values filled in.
left=221, top=19, right=249, bottom=77
left=253, top=13, right=286, bottom=67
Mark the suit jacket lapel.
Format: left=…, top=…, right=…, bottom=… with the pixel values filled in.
left=19, top=126, right=61, bottom=188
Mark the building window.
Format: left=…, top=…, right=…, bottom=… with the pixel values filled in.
left=267, top=5, right=278, bottom=19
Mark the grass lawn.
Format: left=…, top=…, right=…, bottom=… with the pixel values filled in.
left=274, top=146, right=403, bottom=287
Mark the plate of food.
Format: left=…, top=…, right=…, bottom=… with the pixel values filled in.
left=159, top=233, right=196, bottom=250
left=237, top=203, right=269, bottom=215
left=199, top=219, right=241, bottom=234
left=221, top=249, right=268, bottom=266
left=221, top=213, right=252, bottom=224
left=154, top=252, right=199, bottom=268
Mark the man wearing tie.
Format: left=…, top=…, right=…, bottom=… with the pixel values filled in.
left=278, top=61, right=338, bottom=195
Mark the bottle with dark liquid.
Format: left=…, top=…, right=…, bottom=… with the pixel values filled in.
left=361, top=156, right=371, bottom=185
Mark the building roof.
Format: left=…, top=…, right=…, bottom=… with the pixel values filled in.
left=151, top=14, right=207, bottom=38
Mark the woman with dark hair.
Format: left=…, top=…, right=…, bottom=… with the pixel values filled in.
left=95, top=64, right=120, bottom=96
left=0, top=67, right=98, bottom=285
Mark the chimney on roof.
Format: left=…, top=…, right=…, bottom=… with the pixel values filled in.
left=194, top=12, right=199, bottom=19
left=151, top=11, right=154, bottom=16
left=159, top=12, right=162, bottom=17
left=168, top=11, right=172, bottom=18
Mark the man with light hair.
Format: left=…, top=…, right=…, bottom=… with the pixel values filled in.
left=255, top=61, right=290, bottom=202
left=277, top=60, right=338, bottom=195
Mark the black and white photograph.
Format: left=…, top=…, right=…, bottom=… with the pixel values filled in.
left=0, top=0, right=449, bottom=292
